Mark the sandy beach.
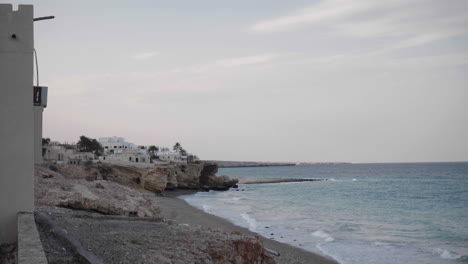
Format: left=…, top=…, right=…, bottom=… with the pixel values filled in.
left=158, top=190, right=338, bottom=264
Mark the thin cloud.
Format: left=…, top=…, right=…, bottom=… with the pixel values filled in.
left=250, top=0, right=389, bottom=33
left=251, top=0, right=468, bottom=52
left=216, top=54, right=275, bottom=67
left=131, top=52, right=159, bottom=60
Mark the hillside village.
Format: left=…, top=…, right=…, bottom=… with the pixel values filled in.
left=42, top=136, right=199, bottom=167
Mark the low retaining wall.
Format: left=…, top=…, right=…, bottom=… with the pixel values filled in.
left=17, top=212, right=48, bottom=264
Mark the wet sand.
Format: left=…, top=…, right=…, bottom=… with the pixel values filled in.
left=156, top=190, right=339, bottom=264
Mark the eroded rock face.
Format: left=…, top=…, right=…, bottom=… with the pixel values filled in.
left=164, top=165, right=178, bottom=190
left=140, top=162, right=238, bottom=192
left=54, top=163, right=144, bottom=190
left=200, top=163, right=239, bottom=191
left=35, top=167, right=160, bottom=218
left=175, top=163, right=203, bottom=189
left=142, top=167, right=170, bottom=193
left=51, top=162, right=238, bottom=194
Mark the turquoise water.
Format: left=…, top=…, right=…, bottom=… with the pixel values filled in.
left=181, top=163, right=468, bottom=264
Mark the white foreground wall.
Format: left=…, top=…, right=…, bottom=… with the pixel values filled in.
left=0, top=4, right=34, bottom=243
left=34, top=106, right=44, bottom=163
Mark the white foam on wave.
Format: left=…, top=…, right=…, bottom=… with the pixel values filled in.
left=433, top=248, right=461, bottom=260
left=240, top=212, right=258, bottom=232
left=231, top=197, right=241, bottom=201
left=312, top=230, right=335, bottom=242
left=374, top=241, right=389, bottom=246
left=201, top=204, right=210, bottom=212
left=317, top=241, right=464, bottom=264
left=329, top=178, right=357, bottom=182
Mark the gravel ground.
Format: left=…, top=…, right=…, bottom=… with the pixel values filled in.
left=35, top=206, right=275, bottom=264
left=0, top=243, right=16, bottom=264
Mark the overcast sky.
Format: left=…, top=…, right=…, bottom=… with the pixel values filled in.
left=9, top=0, right=468, bottom=162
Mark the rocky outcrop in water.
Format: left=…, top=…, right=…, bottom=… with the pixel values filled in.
left=200, top=163, right=239, bottom=190
left=175, top=163, right=204, bottom=189
left=141, top=162, right=238, bottom=193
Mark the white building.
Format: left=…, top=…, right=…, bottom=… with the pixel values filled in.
left=99, top=136, right=138, bottom=154
left=157, top=150, right=186, bottom=163
left=43, top=145, right=95, bottom=165
left=99, top=148, right=151, bottom=165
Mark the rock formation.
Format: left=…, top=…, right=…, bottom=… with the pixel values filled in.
left=34, top=164, right=274, bottom=264
left=141, top=162, right=238, bottom=193
left=200, top=163, right=239, bottom=190
left=174, top=163, right=203, bottom=189
left=35, top=167, right=160, bottom=218
left=36, top=162, right=239, bottom=212
left=141, top=166, right=171, bottom=193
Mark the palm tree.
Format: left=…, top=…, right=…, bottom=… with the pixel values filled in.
left=148, top=145, right=159, bottom=155
left=42, top=138, right=51, bottom=145
left=173, top=142, right=181, bottom=152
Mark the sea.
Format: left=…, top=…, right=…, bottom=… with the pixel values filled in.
left=180, top=162, right=468, bottom=264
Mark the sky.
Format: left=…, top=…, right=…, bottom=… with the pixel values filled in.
left=5, top=0, right=468, bottom=163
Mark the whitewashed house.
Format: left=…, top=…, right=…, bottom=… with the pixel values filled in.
left=157, top=150, right=186, bottom=163
left=99, top=136, right=138, bottom=154
left=43, top=145, right=95, bottom=164
left=99, top=148, right=151, bottom=165
left=98, top=136, right=152, bottom=165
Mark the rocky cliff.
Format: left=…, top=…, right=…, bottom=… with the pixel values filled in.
left=35, top=166, right=160, bottom=217
left=141, top=162, right=238, bottom=193
left=35, top=162, right=238, bottom=214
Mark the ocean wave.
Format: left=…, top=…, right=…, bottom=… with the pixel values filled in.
left=201, top=204, right=210, bottom=212
left=329, top=178, right=357, bottom=182
left=240, top=212, right=258, bottom=232
left=433, top=248, right=461, bottom=260
left=312, top=230, right=335, bottom=242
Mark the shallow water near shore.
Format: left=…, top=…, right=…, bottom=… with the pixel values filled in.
left=181, top=162, right=468, bottom=264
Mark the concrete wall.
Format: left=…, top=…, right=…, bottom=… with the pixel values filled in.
left=34, top=106, right=44, bottom=163
left=0, top=4, right=34, bottom=243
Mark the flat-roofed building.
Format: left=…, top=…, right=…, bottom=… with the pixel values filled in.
left=99, top=136, right=138, bottom=154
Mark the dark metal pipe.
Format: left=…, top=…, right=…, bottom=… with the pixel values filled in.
left=33, top=16, right=55, bottom=22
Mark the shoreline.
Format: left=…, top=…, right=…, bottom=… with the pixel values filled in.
left=157, top=190, right=339, bottom=264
